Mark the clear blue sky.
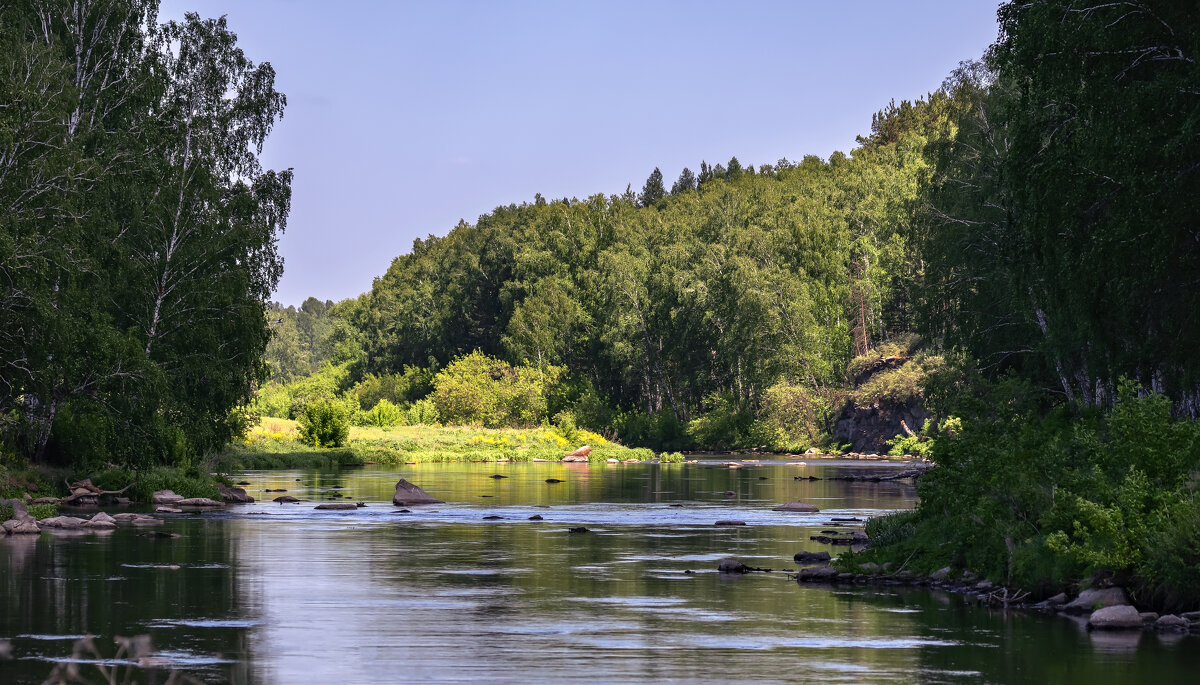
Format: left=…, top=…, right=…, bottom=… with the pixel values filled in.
left=159, top=0, right=1001, bottom=306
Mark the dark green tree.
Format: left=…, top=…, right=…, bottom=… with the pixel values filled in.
left=638, top=167, right=665, bottom=207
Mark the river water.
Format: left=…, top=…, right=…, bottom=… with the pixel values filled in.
left=1, top=459, right=1197, bottom=683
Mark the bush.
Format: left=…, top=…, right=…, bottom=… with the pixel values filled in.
left=430, top=351, right=554, bottom=427
left=406, top=398, right=440, bottom=425
left=686, top=393, right=752, bottom=449
left=352, top=366, right=434, bottom=411
left=363, top=398, right=404, bottom=428
left=753, top=382, right=830, bottom=452
left=853, top=352, right=945, bottom=406
left=298, top=399, right=350, bottom=447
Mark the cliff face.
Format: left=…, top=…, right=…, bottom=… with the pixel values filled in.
left=833, top=399, right=930, bottom=454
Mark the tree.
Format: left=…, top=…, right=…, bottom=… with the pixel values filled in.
left=671, top=167, right=696, bottom=194
left=638, top=167, right=665, bottom=207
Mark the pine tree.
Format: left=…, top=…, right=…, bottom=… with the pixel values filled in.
left=638, top=167, right=666, bottom=207
left=671, top=167, right=697, bottom=194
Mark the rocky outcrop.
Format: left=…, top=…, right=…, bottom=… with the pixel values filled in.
left=392, top=479, right=443, bottom=506
left=217, top=485, right=254, bottom=504
left=834, top=399, right=931, bottom=455
left=1063, top=587, right=1130, bottom=615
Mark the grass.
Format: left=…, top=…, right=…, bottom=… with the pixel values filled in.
left=219, top=417, right=664, bottom=469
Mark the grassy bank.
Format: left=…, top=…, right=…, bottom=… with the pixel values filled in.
left=216, top=418, right=680, bottom=470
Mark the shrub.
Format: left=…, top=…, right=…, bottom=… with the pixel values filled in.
left=298, top=399, right=350, bottom=447
left=430, top=351, right=553, bottom=427
left=352, top=366, right=434, bottom=410
left=753, top=382, right=830, bottom=451
left=853, top=352, right=945, bottom=406
left=363, top=398, right=404, bottom=428
left=686, top=393, right=752, bottom=449
left=406, top=398, right=440, bottom=425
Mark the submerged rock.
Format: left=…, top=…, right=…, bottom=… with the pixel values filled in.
left=1087, top=605, right=1143, bottom=630
left=392, top=479, right=444, bottom=506
left=718, top=558, right=749, bottom=574
left=1155, top=615, right=1189, bottom=632
left=793, top=551, right=832, bottom=565
left=545, top=478, right=564, bottom=484
left=155, top=506, right=182, bottom=513
left=176, top=498, right=223, bottom=507
left=714, top=520, right=747, bottom=526
left=797, top=565, right=839, bottom=581
left=528, top=514, right=543, bottom=520
left=568, top=527, right=589, bottom=534
left=1064, top=587, right=1130, bottom=615
left=490, top=474, right=508, bottom=479
left=772, top=501, right=820, bottom=513
left=314, top=503, right=357, bottom=510
left=273, top=496, right=300, bottom=504
left=482, top=515, right=503, bottom=520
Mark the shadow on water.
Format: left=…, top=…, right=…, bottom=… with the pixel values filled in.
left=2, top=460, right=1197, bottom=683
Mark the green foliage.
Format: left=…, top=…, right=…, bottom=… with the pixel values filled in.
left=686, top=393, right=753, bottom=449
left=852, top=353, right=944, bottom=406
left=406, top=398, right=441, bottom=426
left=885, top=418, right=936, bottom=457
left=27, top=503, right=59, bottom=519
left=430, top=351, right=554, bottom=428
left=362, top=399, right=404, bottom=428
left=658, top=451, right=685, bottom=463
left=752, top=382, right=830, bottom=452
left=297, top=399, right=350, bottom=448
left=91, top=465, right=220, bottom=505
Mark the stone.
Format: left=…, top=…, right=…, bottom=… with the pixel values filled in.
left=490, top=474, right=508, bottom=479
left=1139, top=612, right=1159, bottom=623
left=1180, top=611, right=1200, bottom=621
left=273, top=496, right=300, bottom=504
left=236, top=481, right=252, bottom=486
left=152, top=490, right=184, bottom=505
left=314, top=503, right=358, bottom=510
left=545, top=478, right=564, bottom=484
left=528, top=515, right=543, bottom=520
left=1063, top=587, right=1130, bottom=615
left=1155, top=615, right=1189, bottom=632
left=718, top=558, right=749, bottom=574
left=1087, top=604, right=1144, bottom=630
left=1046, top=592, right=1068, bottom=605
left=606, top=458, right=619, bottom=463
left=714, top=520, right=747, bottom=526
left=90, top=512, right=116, bottom=524
left=30, top=497, right=60, bottom=505
left=772, top=502, right=820, bottom=513
left=392, top=479, right=443, bottom=506
left=976, top=580, right=995, bottom=591
left=797, top=565, right=839, bottom=581
left=155, top=506, right=182, bottom=513
left=568, top=527, right=589, bottom=533
left=563, top=445, right=592, bottom=462
left=930, top=566, right=952, bottom=581
left=83, top=518, right=117, bottom=530
left=860, top=562, right=881, bottom=574
left=482, top=515, right=503, bottom=520
left=794, top=551, right=832, bottom=564
left=176, top=498, right=223, bottom=507
left=2, top=518, right=40, bottom=535
left=217, top=485, right=254, bottom=504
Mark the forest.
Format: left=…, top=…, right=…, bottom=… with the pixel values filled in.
left=3, top=1, right=1199, bottom=605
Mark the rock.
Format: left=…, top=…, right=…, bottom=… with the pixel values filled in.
left=772, top=502, right=820, bottom=513
left=860, top=562, right=881, bottom=574
left=236, top=481, right=252, bottom=486
left=2, top=518, right=40, bottom=535
left=490, top=474, right=508, bottom=479
left=718, top=558, right=748, bottom=574
left=482, top=515, right=503, bottom=520
left=30, top=497, right=60, bottom=505
left=90, top=512, right=116, bottom=524
left=714, top=520, right=747, bottom=526
left=805, top=447, right=821, bottom=454
left=930, top=566, right=952, bottom=581
left=392, top=479, right=444, bottom=506
left=38, top=516, right=89, bottom=529
left=155, top=506, right=182, bottom=513
left=314, top=503, right=358, bottom=510
left=1155, top=615, right=1189, bottom=632
left=1087, top=604, right=1144, bottom=630
left=723, top=490, right=736, bottom=497
left=1180, top=610, right=1200, bottom=621
left=1063, top=587, right=1130, bottom=615
left=797, top=565, right=839, bottom=581
left=528, top=514, right=543, bottom=520
left=152, top=490, right=184, bottom=505
left=563, top=445, right=592, bottom=462
left=1139, top=612, right=1159, bottom=623
left=1046, top=592, right=1068, bottom=605
left=177, top=498, right=223, bottom=507
left=545, top=478, right=564, bottom=484
left=794, top=551, right=832, bottom=564
left=606, top=458, right=619, bottom=463
left=976, top=580, right=995, bottom=591
left=265, top=488, right=287, bottom=493
left=356, top=502, right=366, bottom=508
left=568, top=527, right=589, bottom=533
left=83, top=519, right=117, bottom=530
left=217, top=485, right=254, bottom=504
left=881, top=562, right=894, bottom=572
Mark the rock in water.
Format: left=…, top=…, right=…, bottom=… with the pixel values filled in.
left=545, top=478, right=564, bottom=484
left=718, top=558, right=749, bottom=574
left=392, top=479, right=444, bottom=506
left=714, top=520, right=747, bottom=526
left=490, top=474, right=508, bottom=479
left=568, top=527, right=589, bottom=533
left=152, top=490, right=184, bottom=505
left=563, top=445, right=592, bottom=462
left=176, top=498, right=223, bottom=507
left=772, top=502, right=820, bottom=513
left=793, top=551, right=832, bottom=564
left=1088, top=605, right=1144, bottom=630
left=528, top=515, right=543, bottom=520
left=1063, top=587, right=1130, bottom=615
left=314, top=503, right=358, bottom=510
left=217, top=485, right=254, bottom=504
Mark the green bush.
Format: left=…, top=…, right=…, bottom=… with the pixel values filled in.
left=406, top=398, right=440, bottom=425
left=27, top=503, right=59, bottom=519
left=298, top=399, right=350, bottom=447
left=658, top=451, right=685, bottom=463
left=252, top=382, right=293, bottom=419
left=752, top=382, right=830, bottom=452
left=352, top=366, right=434, bottom=410
left=686, top=393, right=752, bottom=449
left=363, top=398, right=404, bottom=428
left=430, top=351, right=553, bottom=427
left=853, top=352, right=944, bottom=406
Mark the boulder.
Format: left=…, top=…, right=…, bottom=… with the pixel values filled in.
left=392, top=479, right=443, bottom=506
left=217, top=485, right=254, bottom=504
left=714, top=520, right=747, bottom=526
left=563, top=446, right=592, bottom=462
left=528, top=514, right=543, bottom=521
left=717, top=558, right=749, bottom=574
left=83, top=518, right=117, bottom=530
left=793, top=551, right=832, bottom=565
left=314, top=503, right=357, bottom=510
left=772, top=502, right=820, bottom=513
left=39, top=516, right=89, bottom=529
left=797, top=565, right=839, bottom=581
left=30, top=497, right=60, bottom=505
left=1155, top=615, right=1189, bottom=632
left=273, top=496, right=300, bottom=504
left=2, top=517, right=40, bottom=535
left=930, top=566, right=952, bottom=581
left=1139, top=612, right=1159, bottom=623
left=176, top=498, right=223, bottom=507
left=1087, top=604, right=1144, bottom=630
left=155, top=506, right=182, bottom=513
left=152, top=490, right=184, bottom=505
left=90, top=512, right=116, bottom=524
left=1046, top=592, right=1068, bottom=606
left=859, top=562, right=881, bottom=574
left=1063, top=587, right=1130, bottom=615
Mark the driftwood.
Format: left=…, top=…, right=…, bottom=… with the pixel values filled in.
left=61, top=479, right=134, bottom=505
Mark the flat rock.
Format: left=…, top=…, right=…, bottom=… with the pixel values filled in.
left=152, top=490, right=184, bottom=505
left=1046, top=592, right=1068, bottom=605
left=217, top=485, right=254, bottom=504
left=772, top=501, right=820, bottom=513
left=930, top=566, right=952, bottom=581
left=793, top=551, right=832, bottom=564
left=314, top=503, right=358, bottom=510
left=1088, top=604, right=1144, bottom=630
left=273, top=496, right=300, bottom=503
left=2, top=518, right=40, bottom=535
left=714, top=520, right=747, bottom=526
left=30, top=497, right=61, bottom=505
left=38, top=516, right=89, bottom=529
left=1064, top=587, right=1130, bottom=615
left=392, top=479, right=443, bottom=506
left=1155, top=615, right=1189, bottom=631
left=83, top=519, right=117, bottom=530
left=155, top=506, right=182, bottom=513
left=718, top=558, right=749, bottom=574
left=176, top=498, right=223, bottom=507
left=797, top=565, right=839, bottom=581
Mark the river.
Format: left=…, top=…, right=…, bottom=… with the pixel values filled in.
left=1, top=459, right=1196, bottom=683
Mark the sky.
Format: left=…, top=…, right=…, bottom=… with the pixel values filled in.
left=159, top=0, right=1002, bottom=307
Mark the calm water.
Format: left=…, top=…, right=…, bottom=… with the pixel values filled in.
left=2, top=459, right=1197, bottom=683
